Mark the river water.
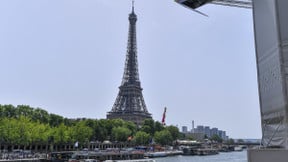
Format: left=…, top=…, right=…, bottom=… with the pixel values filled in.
left=154, top=151, right=247, bottom=162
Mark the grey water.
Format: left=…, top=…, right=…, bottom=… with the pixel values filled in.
left=155, top=151, right=247, bottom=162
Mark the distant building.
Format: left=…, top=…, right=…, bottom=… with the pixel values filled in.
left=181, top=123, right=229, bottom=141
left=196, top=125, right=204, bottom=134
left=220, top=131, right=227, bottom=140
left=184, top=132, right=205, bottom=141
left=211, top=128, right=219, bottom=137
left=204, top=126, right=211, bottom=138
left=182, top=126, right=188, bottom=133
left=218, top=130, right=224, bottom=138
left=192, top=120, right=195, bottom=133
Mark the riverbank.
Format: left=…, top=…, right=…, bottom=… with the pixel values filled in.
left=0, top=151, right=247, bottom=162
left=0, top=143, right=250, bottom=162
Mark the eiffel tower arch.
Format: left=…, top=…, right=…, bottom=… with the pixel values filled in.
left=107, top=3, right=152, bottom=125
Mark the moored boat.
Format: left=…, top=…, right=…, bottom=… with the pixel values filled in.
left=108, top=159, right=155, bottom=162
left=144, top=151, right=167, bottom=158
left=182, top=147, right=219, bottom=156
left=197, top=148, right=219, bottom=156
left=234, top=146, right=244, bottom=151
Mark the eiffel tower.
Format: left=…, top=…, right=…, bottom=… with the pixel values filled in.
left=107, top=2, right=152, bottom=125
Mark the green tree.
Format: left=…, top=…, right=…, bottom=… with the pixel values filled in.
left=0, top=119, right=5, bottom=149
left=186, top=135, right=195, bottom=141
left=134, top=131, right=150, bottom=145
left=141, top=119, right=155, bottom=135
left=227, top=138, right=235, bottom=145
left=63, top=118, right=75, bottom=126
left=16, top=116, right=31, bottom=145
left=154, top=121, right=164, bottom=132
left=32, top=108, right=49, bottom=123
left=16, top=105, right=33, bottom=118
left=49, top=114, right=64, bottom=127
left=85, top=119, right=95, bottom=128
left=124, top=121, right=137, bottom=135
left=210, top=134, right=223, bottom=143
left=154, top=130, right=173, bottom=146
left=95, top=119, right=108, bottom=141
left=2, top=105, right=16, bottom=118
left=111, top=119, right=125, bottom=128
left=103, top=119, right=114, bottom=138
left=111, top=127, right=132, bottom=142
left=5, top=118, right=21, bottom=144
left=0, top=118, right=9, bottom=144
left=178, top=132, right=186, bottom=140
left=140, top=125, right=152, bottom=135
left=71, top=121, right=93, bottom=145
left=29, top=122, right=51, bottom=144
left=0, top=105, right=4, bottom=118
left=166, top=126, right=180, bottom=141
left=52, top=123, right=70, bottom=144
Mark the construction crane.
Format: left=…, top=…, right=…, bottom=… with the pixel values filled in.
left=161, top=107, right=167, bottom=126
left=175, top=0, right=252, bottom=14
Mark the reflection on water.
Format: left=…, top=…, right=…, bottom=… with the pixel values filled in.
left=155, top=151, right=247, bottom=162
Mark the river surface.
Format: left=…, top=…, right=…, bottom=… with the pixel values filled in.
left=154, top=151, right=247, bottom=162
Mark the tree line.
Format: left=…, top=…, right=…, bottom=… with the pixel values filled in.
left=0, top=105, right=180, bottom=147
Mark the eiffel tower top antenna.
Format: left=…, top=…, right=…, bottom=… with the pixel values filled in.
left=132, top=0, right=135, bottom=13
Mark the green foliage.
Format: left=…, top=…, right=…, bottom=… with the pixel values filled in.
left=134, top=131, right=150, bottom=145
left=166, top=125, right=179, bottom=141
left=1, top=105, right=16, bottom=118
left=227, top=138, right=235, bottom=144
left=187, top=135, right=195, bottom=141
left=111, top=127, right=132, bottom=142
left=140, top=125, right=152, bottom=135
left=29, top=122, right=51, bottom=143
left=141, top=119, right=155, bottom=135
left=103, top=119, right=114, bottom=137
left=111, top=119, right=125, bottom=127
left=154, top=130, right=173, bottom=146
left=16, top=105, right=33, bottom=118
left=49, top=114, right=64, bottom=127
left=141, top=119, right=166, bottom=136
left=52, top=123, right=70, bottom=144
left=210, top=134, right=223, bottom=143
left=154, top=121, right=164, bottom=132
left=71, top=121, right=93, bottom=144
left=0, top=104, right=180, bottom=147
left=124, top=121, right=137, bottom=135
left=94, top=119, right=108, bottom=141
left=178, top=132, right=186, bottom=140
left=16, top=116, right=31, bottom=145
left=32, top=108, right=49, bottom=123
left=4, top=118, right=22, bottom=144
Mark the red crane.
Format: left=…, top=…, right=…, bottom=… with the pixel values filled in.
left=161, top=107, right=167, bottom=125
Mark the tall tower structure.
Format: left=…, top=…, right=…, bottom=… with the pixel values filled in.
left=107, top=2, right=152, bottom=125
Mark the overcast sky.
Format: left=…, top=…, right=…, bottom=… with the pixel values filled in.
left=0, top=0, right=261, bottom=139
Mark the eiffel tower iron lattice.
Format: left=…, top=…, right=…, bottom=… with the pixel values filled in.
left=107, top=3, right=152, bottom=125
